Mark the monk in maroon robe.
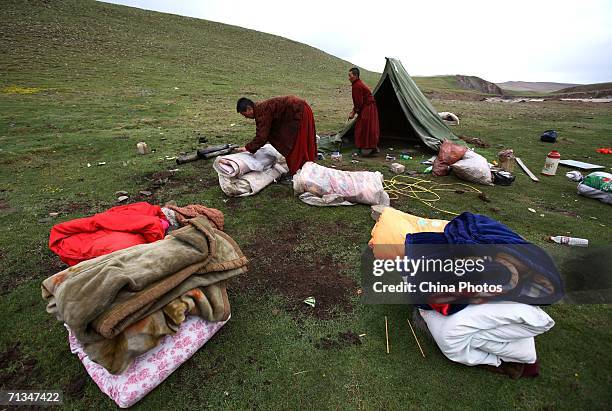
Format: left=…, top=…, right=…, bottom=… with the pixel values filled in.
left=236, top=95, right=317, bottom=176
left=348, top=67, right=380, bottom=154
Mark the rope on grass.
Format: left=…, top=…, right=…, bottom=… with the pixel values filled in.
left=383, top=174, right=482, bottom=216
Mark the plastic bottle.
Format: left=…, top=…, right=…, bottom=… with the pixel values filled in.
left=549, top=236, right=589, bottom=247
left=541, top=150, right=561, bottom=176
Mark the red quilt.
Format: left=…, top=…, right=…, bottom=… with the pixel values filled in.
left=49, top=202, right=167, bottom=266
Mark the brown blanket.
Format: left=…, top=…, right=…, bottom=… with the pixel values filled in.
left=43, top=217, right=247, bottom=373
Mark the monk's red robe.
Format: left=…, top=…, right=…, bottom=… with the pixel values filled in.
left=351, top=79, right=380, bottom=149
left=245, top=95, right=316, bottom=174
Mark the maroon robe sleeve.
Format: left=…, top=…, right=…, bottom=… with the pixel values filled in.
left=245, top=102, right=273, bottom=153
left=352, top=81, right=364, bottom=114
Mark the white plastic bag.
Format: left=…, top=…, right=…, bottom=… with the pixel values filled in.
left=451, top=150, right=493, bottom=185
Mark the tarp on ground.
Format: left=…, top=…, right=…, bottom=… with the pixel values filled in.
left=337, top=57, right=463, bottom=152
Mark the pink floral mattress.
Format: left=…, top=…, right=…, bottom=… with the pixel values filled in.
left=67, top=316, right=228, bottom=408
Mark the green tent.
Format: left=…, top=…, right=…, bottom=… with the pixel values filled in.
left=336, top=57, right=462, bottom=152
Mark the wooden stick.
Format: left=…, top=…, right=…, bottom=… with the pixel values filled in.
left=407, top=318, right=426, bottom=358
left=515, top=157, right=540, bottom=182
left=385, top=316, right=390, bottom=354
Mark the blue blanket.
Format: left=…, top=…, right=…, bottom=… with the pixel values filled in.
left=406, top=212, right=564, bottom=313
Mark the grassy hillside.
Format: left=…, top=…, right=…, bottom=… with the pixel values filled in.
left=556, top=82, right=612, bottom=94
left=0, top=0, right=380, bottom=136
left=413, top=75, right=501, bottom=97
left=1, top=1, right=611, bottom=410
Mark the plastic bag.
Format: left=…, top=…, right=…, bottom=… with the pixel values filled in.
left=577, top=172, right=612, bottom=204
left=582, top=171, right=612, bottom=192
left=433, top=140, right=468, bottom=176
left=451, top=150, right=493, bottom=185
left=540, top=130, right=558, bottom=143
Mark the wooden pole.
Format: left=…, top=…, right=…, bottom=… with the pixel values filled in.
left=385, top=316, right=390, bottom=354
left=407, top=318, right=426, bottom=358
left=515, top=157, right=540, bottom=182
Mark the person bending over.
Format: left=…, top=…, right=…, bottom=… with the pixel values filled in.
left=236, top=95, right=317, bottom=175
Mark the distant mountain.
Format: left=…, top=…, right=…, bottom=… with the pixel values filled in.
left=456, top=75, right=503, bottom=95
left=497, top=81, right=579, bottom=93
left=555, top=82, right=612, bottom=94
left=413, top=75, right=503, bottom=96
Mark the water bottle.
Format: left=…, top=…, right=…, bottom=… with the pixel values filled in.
left=549, top=236, right=588, bottom=247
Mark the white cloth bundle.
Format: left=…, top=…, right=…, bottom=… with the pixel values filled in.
left=293, top=162, right=390, bottom=206
left=419, top=302, right=554, bottom=366
left=213, top=144, right=289, bottom=197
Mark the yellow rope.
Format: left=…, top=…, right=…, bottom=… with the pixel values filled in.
left=384, top=174, right=482, bottom=216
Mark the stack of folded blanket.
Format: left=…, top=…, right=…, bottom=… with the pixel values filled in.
left=45, top=204, right=247, bottom=406
left=43, top=217, right=247, bottom=374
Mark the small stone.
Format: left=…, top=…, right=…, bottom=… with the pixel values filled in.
left=478, top=192, right=491, bottom=203
left=38, top=217, right=53, bottom=224
left=114, top=190, right=128, bottom=196
left=117, top=195, right=129, bottom=203
left=139, top=190, right=152, bottom=196
left=49, top=212, right=59, bottom=217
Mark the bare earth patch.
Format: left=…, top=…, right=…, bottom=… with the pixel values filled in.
left=0, top=343, right=40, bottom=389
left=235, top=222, right=358, bottom=319
left=315, top=331, right=362, bottom=349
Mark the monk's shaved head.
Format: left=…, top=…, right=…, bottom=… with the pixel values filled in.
left=236, top=97, right=254, bottom=113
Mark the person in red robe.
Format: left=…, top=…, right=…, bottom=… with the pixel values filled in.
left=236, top=95, right=317, bottom=176
left=348, top=67, right=380, bottom=155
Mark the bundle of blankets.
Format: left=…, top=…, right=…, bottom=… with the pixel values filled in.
left=406, top=211, right=564, bottom=313
left=369, top=207, right=560, bottom=375
left=44, top=202, right=247, bottom=407
left=213, top=144, right=289, bottom=197
left=293, top=161, right=390, bottom=206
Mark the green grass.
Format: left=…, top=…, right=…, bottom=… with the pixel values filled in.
left=1, top=1, right=612, bottom=409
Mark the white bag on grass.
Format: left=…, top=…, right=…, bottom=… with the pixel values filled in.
left=451, top=150, right=493, bottom=185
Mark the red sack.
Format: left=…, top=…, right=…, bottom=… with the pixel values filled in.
left=49, top=202, right=167, bottom=266
left=433, top=140, right=468, bottom=176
